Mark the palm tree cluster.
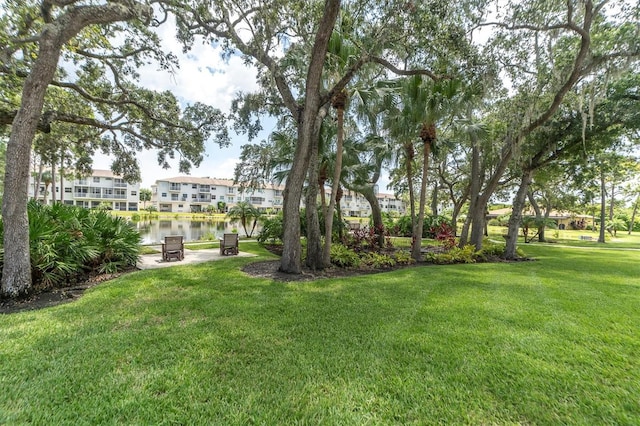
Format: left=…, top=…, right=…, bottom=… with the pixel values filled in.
left=0, top=202, right=140, bottom=291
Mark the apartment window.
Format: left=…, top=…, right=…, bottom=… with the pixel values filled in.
left=178, top=204, right=183, bottom=208
left=65, top=187, right=72, bottom=193
left=131, top=191, right=137, bottom=196
left=219, top=196, right=224, bottom=201
left=227, top=188, right=234, bottom=194
left=161, top=192, right=167, bottom=198
left=192, top=184, right=197, bottom=189
left=212, top=195, right=216, bottom=200
left=228, top=196, right=234, bottom=202
left=211, top=187, right=216, bottom=191
left=93, top=177, right=100, bottom=183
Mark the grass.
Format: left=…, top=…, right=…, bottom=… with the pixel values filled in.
left=1, top=243, right=639, bottom=424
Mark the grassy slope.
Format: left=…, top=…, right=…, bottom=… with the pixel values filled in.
left=1, top=243, right=639, bottom=424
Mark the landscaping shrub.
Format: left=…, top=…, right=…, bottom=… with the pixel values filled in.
left=0, top=201, right=141, bottom=291
left=424, top=244, right=477, bottom=264
left=361, top=252, right=396, bottom=268
left=342, top=225, right=390, bottom=252
left=257, top=213, right=284, bottom=244
left=396, top=214, right=454, bottom=238
left=431, top=222, right=457, bottom=250
left=393, top=250, right=416, bottom=265
left=329, top=244, right=361, bottom=268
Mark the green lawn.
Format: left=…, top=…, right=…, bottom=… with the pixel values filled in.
left=1, top=243, right=639, bottom=424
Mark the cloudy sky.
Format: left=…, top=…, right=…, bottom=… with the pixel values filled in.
left=93, top=19, right=269, bottom=189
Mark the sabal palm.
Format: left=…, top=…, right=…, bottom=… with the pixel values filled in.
left=385, top=75, right=463, bottom=259
left=226, top=201, right=261, bottom=237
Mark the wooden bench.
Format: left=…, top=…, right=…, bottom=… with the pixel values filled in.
left=219, top=233, right=239, bottom=255
left=162, top=236, right=184, bottom=261
left=579, top=235, right=593, bottom=241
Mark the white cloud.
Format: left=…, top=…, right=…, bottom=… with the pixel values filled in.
left=95, top=17, right=260, bottom=186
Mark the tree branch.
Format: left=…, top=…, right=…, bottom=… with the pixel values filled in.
left=369, top=56, right=447, bottom=80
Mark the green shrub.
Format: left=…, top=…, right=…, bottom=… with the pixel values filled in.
left=0, top=201, right=141, bottom=292
left=257, top=213, right=284, bottom=244
left=425, top=244, right=477, bottom=264
left=361, top=252, right=396, bottom=268
left=396, top=214, right=454, bottom=238
left=393, top=250, right=416, bottom=265
left=449, top=245, right=477, bottom=263
left=477, top=243, right=505, bottom=258
left=329, top=244, right=361, bottom=268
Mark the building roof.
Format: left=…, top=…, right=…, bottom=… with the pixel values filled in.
left=89, top=169, right=120, bottom=178
left=159, top=176, right=235, bottom=186
left=157, top=176, right=285, bottom=190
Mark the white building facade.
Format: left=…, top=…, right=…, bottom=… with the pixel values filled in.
left=30, top=169, right=140, bottom=211
left=151, top=176, right=405, bottom=217
left=151, top=177, right=284, bottom=213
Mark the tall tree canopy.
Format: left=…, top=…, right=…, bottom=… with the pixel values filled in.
left=0, top=0, right=230, bottom=296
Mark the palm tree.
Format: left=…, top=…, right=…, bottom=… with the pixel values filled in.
left=226, top=201, right=261, bottom=237
left=413, top=78, right=462, bottom=260
left=139, top=188, right=152, bottom=209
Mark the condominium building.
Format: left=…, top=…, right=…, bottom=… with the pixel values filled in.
left=151, top=177, right=284, bottom=213
left=151, top=176, right=406, bottom=217
left=340, top=190, right=407, bottom=217
left=30, top=169, right=140, bottom=211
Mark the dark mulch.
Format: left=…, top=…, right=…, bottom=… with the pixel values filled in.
left=0, top=269, right=136, bottom=315
left=241, top=259, right=421, bottom=282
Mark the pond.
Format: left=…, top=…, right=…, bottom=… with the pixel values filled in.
left=134, top=218, right=261, bottom=244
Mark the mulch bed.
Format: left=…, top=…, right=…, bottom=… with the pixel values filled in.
left=0, top=269, right=134, bottom=314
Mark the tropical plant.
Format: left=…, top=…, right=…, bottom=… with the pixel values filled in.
left=226, top=202, right=261, bottom=237
left=257, top=213, right=284, bottom=244
left=0, top=202, right=140, bottom=293
left=139, top=189, right=152, bottom=209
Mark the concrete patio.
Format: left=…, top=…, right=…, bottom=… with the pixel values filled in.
left=137, top=247, right=256, bottom=270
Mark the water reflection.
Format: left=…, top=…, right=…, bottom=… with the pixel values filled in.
left=134, top=218, right=259, bottom=244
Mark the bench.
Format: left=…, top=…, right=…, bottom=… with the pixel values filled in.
left=219, top=233, right=239, bottom=255
left=162, top=236, right=184, bottom=261
left=579, top=235, right=593, bottom=241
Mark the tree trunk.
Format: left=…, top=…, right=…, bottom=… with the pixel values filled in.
left=598, top=167, right=606, bottom=243
left=280, top=0, right=340, bottom=274
left=1, top=32, right=67, bottom=296
left=34, top=160, right=44, bottom=201
left=412, top=141, right=431, bottom=261
left=305, top=118, right=323, bottom=270
left=404, top=142, right=417, bottom=253
left=322, top=93, right=346, bottom=267
left=51, top=160, right=57, bottom=204
left=527, top=191, right=546, bottom=242
left=609, top=181, right=615, bottom=221
left=60, top=156, right=65, bottom=204
left=628, top=196, right=638, bottom=235
left=505, top=169, right=533, bottom=259
left=430, top=183, right=438, bottom=216
left=360, top=186, right=384, bottom=247
left=450, top=187, right=469, bottom=237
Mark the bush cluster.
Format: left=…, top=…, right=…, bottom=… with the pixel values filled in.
left=0, top=202, right=141, bottom=292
